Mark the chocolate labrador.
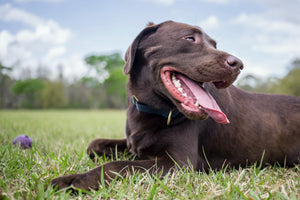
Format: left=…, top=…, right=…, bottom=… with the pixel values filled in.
left=51, top=21, right=300, bottom=191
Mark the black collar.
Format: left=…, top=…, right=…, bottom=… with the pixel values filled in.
left=131, top=95, right=185, bottom=126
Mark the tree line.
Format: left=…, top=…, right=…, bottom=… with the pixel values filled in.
left=236, top=59, right=300, bottom=96
left=0, top=55, right=299, bottom=109
left=0, top=53, right=127, bottom=109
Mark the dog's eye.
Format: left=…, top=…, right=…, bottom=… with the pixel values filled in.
left=210, top=40, right=217, bottom=48
left=184, top=36, right=196, bottom=43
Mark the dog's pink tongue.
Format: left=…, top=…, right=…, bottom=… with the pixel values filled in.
left=178, top=74, right=229, bottom=124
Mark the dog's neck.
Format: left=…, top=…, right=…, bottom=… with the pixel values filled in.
left=131, top=95, right=185, bottom=126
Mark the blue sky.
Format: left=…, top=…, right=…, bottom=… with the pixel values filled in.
left=1, top=0, right=300, bottom=81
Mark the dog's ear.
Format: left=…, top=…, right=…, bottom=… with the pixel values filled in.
left=124, top=23, right=159, bottom=75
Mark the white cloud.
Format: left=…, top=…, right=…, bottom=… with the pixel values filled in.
left=14, top=0, right=65, bottom=3
left=253, top=0, right=300, bottom=23
left=233, top=13, right=300, bottom=55
left=0, top=4, right=86, bottom=80
left=139, top=0, right=176, bottom=6
left=0, top=4, right=71, bottom=44
left=0, top=3, right=43, bottom=27
left=202, top=0, right=229, bottom=4
left=239, top=58, right=281, bottom=79
left=234, top=13, right=300, bottom=34
left=199, top=15, right=219, bottom=30
left=0, top=30, right=13, bottom=56
left=230, top=12, right=300, bottom=78
left=46, top=46, right=66, bottom=59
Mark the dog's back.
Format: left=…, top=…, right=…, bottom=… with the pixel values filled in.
left=197, top=84, right=300, bottom=168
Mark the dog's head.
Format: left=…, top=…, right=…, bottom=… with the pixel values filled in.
left=124, top=21, right=243, bottom=124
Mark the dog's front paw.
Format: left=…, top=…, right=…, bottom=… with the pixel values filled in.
left=51, top=173, right=99, bottom=191
left=51, top=174, right=78, bottom=191
left=87, top=139, right=118, bottom=159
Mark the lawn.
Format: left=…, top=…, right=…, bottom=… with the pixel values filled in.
left=0, top=110, right=299, bottom=199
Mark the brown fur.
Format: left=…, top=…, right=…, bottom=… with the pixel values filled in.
left=51, top=21, right=300, bottom=191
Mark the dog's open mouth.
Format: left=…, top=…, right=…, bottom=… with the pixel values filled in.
left=160, top=66, right=229, bottom=124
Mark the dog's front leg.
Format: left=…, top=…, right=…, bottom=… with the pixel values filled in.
left=51, top=158, right=174, bottom=191
left=87, top=138, right=128, bottom=159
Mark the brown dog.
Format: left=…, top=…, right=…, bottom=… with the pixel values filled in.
left=51, top=21, right=300, bottom=191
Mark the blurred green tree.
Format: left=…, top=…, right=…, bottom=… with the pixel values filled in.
left=269, top=59, right=300, bottom=97
left=236, top=74, right=278, bottom=93
left=83, top=53, right=127, bottom=108
left=12, top=79, right=45, bottom=108
left=237, top=58, right=300, bottom=97
left=0, top=62, right=14, bottom=108
left=40, top=81, right=66, bottom=108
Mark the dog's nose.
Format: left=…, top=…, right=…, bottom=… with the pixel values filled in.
left=226, top=56, right=244, bottom=70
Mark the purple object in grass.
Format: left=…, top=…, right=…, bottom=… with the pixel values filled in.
left=13, top=135, right=32, bottom=149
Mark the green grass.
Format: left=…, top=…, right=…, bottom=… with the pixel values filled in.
left=0, top=110, right=299, bottom=199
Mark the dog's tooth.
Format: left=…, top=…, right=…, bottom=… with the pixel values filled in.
left=171, top=74, right=185, bottom=94
left=173, top=80, right=181, bottom=88
left=183, top=93, right=187, bottom=97
left=195, top=102, right=204, bottom=110
left=172, top=73, right=176, bottom=81
left=172, top=74, right=176, bottom=82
